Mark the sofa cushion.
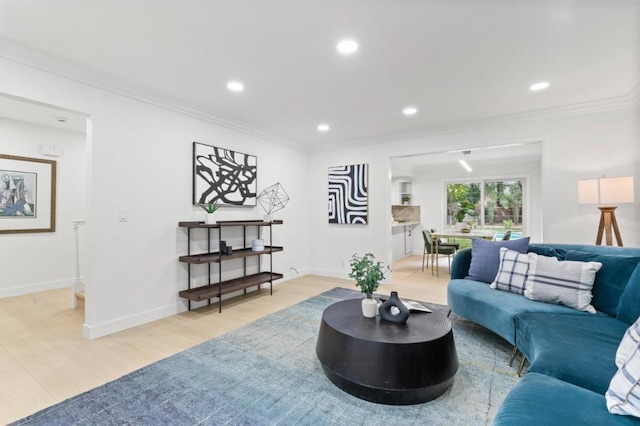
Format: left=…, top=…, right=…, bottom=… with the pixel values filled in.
left=527, top=244, right=567, bottom=260
left=490, top=248, right=529, bottom=294
left=447, top=279, right=599, bottom=346
left=619, top=265, right=640, bottom=325
left=617, top=317, right=640, bottom=368
left=467, top=237, right=530, bottom=283
left=607, top=343, right=640, bottom=418
left=524, top=253, right=601, bottom=313
left=564, top=250, right=640, bottom=317
left=515, top=312, right=627, bottom=395
left=495, top=372, right=640, bottom=426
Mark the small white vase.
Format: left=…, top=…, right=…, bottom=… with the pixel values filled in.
left=205, top=213, right=216, bottom=225
left=361, top=297, right=377, bottom=318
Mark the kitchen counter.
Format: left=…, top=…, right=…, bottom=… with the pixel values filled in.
left=392, top=221, right=420, bottom=228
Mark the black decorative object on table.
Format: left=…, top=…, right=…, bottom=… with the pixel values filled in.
left=379, top=291, right=410, bottom=324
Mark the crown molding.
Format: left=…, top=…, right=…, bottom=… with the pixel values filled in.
left=0, top=37, right=309, bottom=152
left=314, top=84, right=640, bottom=152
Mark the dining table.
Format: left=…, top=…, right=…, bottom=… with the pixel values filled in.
left=431, top=230, right=496, bottom=276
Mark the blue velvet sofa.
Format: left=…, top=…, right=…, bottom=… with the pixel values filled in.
left=447, top=243, right=640, bottom=425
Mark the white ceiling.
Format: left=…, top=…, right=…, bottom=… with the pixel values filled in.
left=0, top=94, right=87, bottom=133
left=0, top=1, right=638, bottom=148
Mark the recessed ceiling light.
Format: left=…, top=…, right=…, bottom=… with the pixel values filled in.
left=317, top=124, right=330, bottom=132
left=337, top=39, right=358, bottom=55
left=529, top=81, right=550, bottom=91
left=227, top=81, right=244, bottom=92
left=403, top=107, right=418, bottom=116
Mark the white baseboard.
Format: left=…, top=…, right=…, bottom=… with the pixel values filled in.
left=308, top=268, right=350, bottom=280
left=85, top=269, right=315, bottom=339
left=83, top=303, right=177, bottom=340
left=0, top=277, right=76, bottom=299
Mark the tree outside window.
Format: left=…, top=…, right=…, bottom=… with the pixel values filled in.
left=446, top=179, right=524, bottom=231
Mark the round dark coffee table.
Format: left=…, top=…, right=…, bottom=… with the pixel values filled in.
left=315, top=298, right=458, bottom=405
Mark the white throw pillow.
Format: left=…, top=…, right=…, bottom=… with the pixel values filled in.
left=607, top=343, right=640, bottom=418
left=617, top=317, right=640, bottom=368
left=523, top=253, right=602, bottom=313
left=490, top=247, right=529, bottom=295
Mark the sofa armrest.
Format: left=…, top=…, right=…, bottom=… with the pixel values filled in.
left=451, top=248, right=472, bottom=279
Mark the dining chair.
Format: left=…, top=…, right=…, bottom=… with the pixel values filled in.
left=430, top=228, right=460, bottom=250
left=422, top=230, right=457, bottom=273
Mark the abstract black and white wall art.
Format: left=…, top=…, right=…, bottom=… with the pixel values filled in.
left=328, top=163, right=368, bottom=224
left=193, top=142, right=257, bottom=206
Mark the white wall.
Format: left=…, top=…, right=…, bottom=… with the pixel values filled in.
left=0, top=117, right=87, bottom=297
left=0, top=53, right=637, bottom=338
left=410, top=156, right=542, bottom=252
left=0, top=58, right=311, bottom=339
left=309, top=106, right=640, bottom=280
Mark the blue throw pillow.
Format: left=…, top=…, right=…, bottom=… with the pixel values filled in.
left=564, top=250, right=640, bottom=317
left=467, top=237, right=530, bottom=284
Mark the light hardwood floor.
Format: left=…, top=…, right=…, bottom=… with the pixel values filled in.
left=0, top=254, right=450, bottom=424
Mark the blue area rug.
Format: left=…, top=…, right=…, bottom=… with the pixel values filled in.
left=13, top=288, right=519, bottom=425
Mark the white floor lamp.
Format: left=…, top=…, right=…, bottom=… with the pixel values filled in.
left=578, top=176, right=635, bottom=246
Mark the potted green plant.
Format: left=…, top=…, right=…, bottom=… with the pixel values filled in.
left=198, top=201, right=220, bottom=224
left=349, top=252, right=390, bottom=318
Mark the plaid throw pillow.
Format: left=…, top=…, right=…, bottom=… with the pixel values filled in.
left=617, top=317, right=640, bottom=368
left=523, top=253, right=602, bottom=313
left=607, top=342, right=640, bottom=418
left=490, top=247, right=529, bottom=294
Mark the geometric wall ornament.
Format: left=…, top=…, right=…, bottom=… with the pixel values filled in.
left=193, top=142, right=257, bottom=206
left=328, top=163, right=368, bottom=224
left=257, top=182, right=290, bottom=215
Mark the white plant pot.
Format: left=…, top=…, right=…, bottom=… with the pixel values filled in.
left=454, top=222, right=465, bottom=231
left=361, top=297, right=378, bottom=318
left=205, top=213, right=216, bottom=225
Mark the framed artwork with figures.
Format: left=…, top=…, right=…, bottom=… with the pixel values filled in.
left=0, top=154, right=56, bottom=234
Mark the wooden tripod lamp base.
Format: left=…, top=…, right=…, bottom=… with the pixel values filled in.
left=596, top=206, right=623, bottom=246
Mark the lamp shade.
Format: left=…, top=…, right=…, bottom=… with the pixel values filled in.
left=600, top=176, right=635, bottom=204
left=578, top=179, right=600, bottom=204
left=578, top=176, right=635, bottom=205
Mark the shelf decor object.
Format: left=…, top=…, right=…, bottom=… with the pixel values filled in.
left=0, top=154, right=56, bottom=234
left=193, top=142, right=257, bottom=206
left=328, top=163, right=368, bottom=224
left=178, top=220, right=283, bottom=312
left=578, top=176, right=635, bottom=246
left=257, top=182, right=290, bottom=222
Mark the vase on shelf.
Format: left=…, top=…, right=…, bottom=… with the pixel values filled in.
left=361, top=297, right=378, bottom=318
left=205, top=213, right=216, bottom=225
left=379, top=291, right=410, bottom=324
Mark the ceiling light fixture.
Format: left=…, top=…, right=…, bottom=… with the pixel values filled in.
left=459, top=150, right=472, bottom=172
left=227, top=81, right=244, bottom=92
left=337, top=39, right=358, bottom=55
left=403, top=107, right=418, bottom=116
left=529, top=81, right=550, bottom=91
left=317, top=124, right=330, bottom=132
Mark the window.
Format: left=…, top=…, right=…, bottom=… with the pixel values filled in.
left=446, top=178, right=525, bottom=234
